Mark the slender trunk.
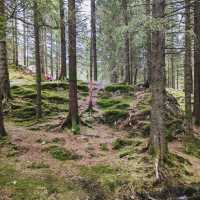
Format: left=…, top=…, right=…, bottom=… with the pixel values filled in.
left=171, top=35, right=175, bottom=89
left=184, top=0, right=193, bottom=133
left=59, top=0, right=67, bottom=79
left=91, top=0, right=97, bottom=81
left=194, top=0, right=200, bottom=125
left=44, top=28, right=48, bottom=75
left=23, top=8, right=27, bottom=67
left=176, top=63, right=179, bottom=90
left=146, top=0, right=152, bottom=85
left=26, top=24, right=29, bottom=67
left=150, top=0, right=166, bottom=178
left=68, top=0, right=79, bottom=131
left=14, top=10, right=18, bottom=66
left=12, top=19, right=16, bottom=64
left=171, top=55, right=175, bottom=89
left=50, top=29, right=54, bottom=78
left=122, top=0, right=130, bottom=83
left=0, top=0, right=7, bottom=137
left=56, top=39, right=59, bottom=80
left=33, top=0, right=42, bottom=119
left=40, top=29, right=45, bottom=75
left=134, top=68, right=138, bottom=86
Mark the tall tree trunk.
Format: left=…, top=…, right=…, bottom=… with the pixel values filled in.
left=14, top=8, right=18, bottom=66
left=0, top=0, right=7, bottom=137
left=23, top=7, right=27, bottom=67
left=194, top=0, right=200, bottom=126
left=44, top=28, right=48, bottom=75
left=150, top=0, right=166, bottom=180
left=59, top=0, right=67, bottom=79
left=122, top=0, right=130, bottom=84
left=40, top=29, right=45, bottom=75
left=176, top=63, right=179, bottom=90
left=67, top=0, right=79, bottom=132
left=26, top=24, right=29, bottom=67
left=91, top=0, right=97, bottom=81
left=171, top=34, right=175, bottom=89
left=33, top=0, right=42, bottom=119
left=12, top=19, right=16, bottom=64
left=184, top=0, right=193, bottom=133
left=146, top=0, right=152, bottom=85
left=50, top=29, right=54, bottom=78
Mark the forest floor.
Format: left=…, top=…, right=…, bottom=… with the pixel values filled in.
left=1, top=66, right=200, bottom=200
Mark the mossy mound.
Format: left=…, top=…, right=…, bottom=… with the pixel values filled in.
left=112, top=138, right=135, bottom=150
left=97, top=90, right=132, bottom=124
left=7, top=81, right=88, bottom=126
left=105, top=83, right=134, bottom=93
left=116, top=90, right=184, bottom=140
left=97, top=98, right=121, bottom=108
left=47, top=146, right=81, bottom=161
left=103, top=109, right=128, bottom=124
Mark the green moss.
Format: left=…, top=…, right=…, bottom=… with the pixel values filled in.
left=103, top=109, right=128, bottom=123
left=119, top=147, right=135, bottom=158
left=112, top=138, right=133, bottom=150
left=28, top=162, right=50, bottom=169
left=105, top=84, right=134, bottom=93
left=77, top=83, right=89, bottom=92
left=185, top=135, right=200, bottom=159
left=113, top=103, right=130, bottom=110
left=97, top=98, right=121, bottom=108
left=48, top=146, right=80, bottom=161
left=100, top=143, right=109, bottom=151
left=0, top=164, right=86, bottom=200
left=12, top=86, right=36, bottom=99
left=79, top=165, right=123, bottom=192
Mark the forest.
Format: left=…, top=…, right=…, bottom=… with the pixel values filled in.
left=0, top=0, right=200, bottom=199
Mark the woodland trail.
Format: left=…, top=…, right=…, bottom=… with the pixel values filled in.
left=3, top=121, right=127, bottom=173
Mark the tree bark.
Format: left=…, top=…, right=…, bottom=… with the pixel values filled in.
left=194, top=0, right=200, bottom=126
left=146, top=0, right=152, bottom=85
left=50, top=29, right=54, bottom=77
left=150, top=0, right=166, bottom=178
left=91, top=0, right=97, bottom=81
left=184, top=0, right=193, bottom=133
left=33, top=0, right=42, bottom=119
left=68, top=0, right=79, bottom=131
left=59, top=0, right=67, bottom=79
left=0, top=0, right=7, bottom=137
left=23, top=7, right=27, bottom=67
left=122, top=0, right=130, bottom=84
left=14, top=3, right=18, bottom=66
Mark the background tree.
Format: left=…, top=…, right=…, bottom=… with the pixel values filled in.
left=59, top=0, right=67, bottom=79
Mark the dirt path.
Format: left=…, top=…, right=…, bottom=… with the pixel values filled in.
left=4, top=122, right=127, bottom=172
